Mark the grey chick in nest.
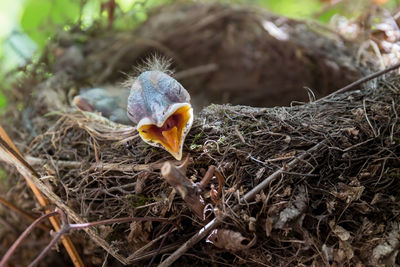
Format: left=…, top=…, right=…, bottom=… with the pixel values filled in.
left=73, top=57, right=193, bottom=160
left=73, top=87, right=132, bottom=125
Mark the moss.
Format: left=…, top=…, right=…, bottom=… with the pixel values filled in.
left=393, top=136, right=400, bottom=144
left=388, top=172, right=400, bottom=179
left=217, top=135, right=226, bottom=144
left=0, top=168, right=7, bottom=183
left=126, top=194, right=151, bottom=208
left=189, top=144, right=202, bottom=151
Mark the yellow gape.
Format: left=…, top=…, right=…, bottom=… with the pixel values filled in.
left=138, top=105, right=192, bottom=160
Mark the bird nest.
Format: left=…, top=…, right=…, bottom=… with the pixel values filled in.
left=2, top=3, right=400, bottom=266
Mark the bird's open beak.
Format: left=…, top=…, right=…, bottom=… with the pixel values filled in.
left=73, top=95, right=95, bottom=112
left=137, top=104, right=193, bottom=160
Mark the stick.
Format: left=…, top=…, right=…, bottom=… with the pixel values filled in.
left=158, top=141, right=325, bottom=266
left=0, top=196, right=50, bottom=232
left=319, top=61, right=400, bottom=101
left=174, top=63, right=218, bottom=80
left=0, top=129, right=128, bottom=264
left=161, top=162, right=205, bottom=219
left=26, top=155, right=168, bottom=172
left=0, top=126, right=84, bottom=267
left=0, top=211, right=59, bottom=266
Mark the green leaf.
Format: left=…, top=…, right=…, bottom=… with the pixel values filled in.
left=317, top=7, right=340, bottom=24
left=261, top=0, right=322, bottom=19
left=0, top=90, right=6, bottom=108
left=20, top=0, right=81, bottom=48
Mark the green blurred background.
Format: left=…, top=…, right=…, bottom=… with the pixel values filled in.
left=1, top=0, right=400, bottom=111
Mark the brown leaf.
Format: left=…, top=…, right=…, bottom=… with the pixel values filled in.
left=332, top=183, right=364, bottom=203
left=339, top=240, right=354, bottom=261
left=322, top=244, right=333, bottom=263
left=372, top=222, right=400, bottom=265
left=127, top=221, right=151, bottom=245
left=329, top=220, right=351, bottom=241
left=206, top=229, right=256, bottom=252
left=275, top=186, right=307, bottom=229
left=343, top=127, right=359, bottom=136
left=265, top=217, right=273, bottom=237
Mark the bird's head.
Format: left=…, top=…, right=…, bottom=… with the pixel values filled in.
left=127, top=70, right=193, bottom=160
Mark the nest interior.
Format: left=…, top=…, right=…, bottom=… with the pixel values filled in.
left=1, top=3, right=399, bottom=267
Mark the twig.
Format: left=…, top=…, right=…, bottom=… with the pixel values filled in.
left=318, top=61, right=400, bottom=102
left=128, top=243, right=182, bottom=263
left=127, top=230, right=176, bottom=261
left=0, top=126, right=84, bottom=267
left=0, top=210, right=59, bottom=267
left=0, top=136, right=129, bottom=264
left=175, top=63, right=218, bottom=80
left=147, top=223, right=177, bottom=267
left=1, top=207, right=178, bottom=267
left=214, top=170, right=225, bottom=197
left=26, top=155, right=167, bottom=172
left=158, top=141, right=325, bottom=266
left=0, top=196, right=50, bottom=232
left=363, top=99, right=378, bottom=137
left=161, top=161, right=205, bottom=219
left=198, top=166, right=215, bottom=191
left=234, top=125, right=246, bottom=144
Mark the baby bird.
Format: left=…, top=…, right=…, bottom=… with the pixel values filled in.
left=126, top=62, right=193, bottom=160
left=73, top=87, right=132, bottom=125
left=73, top=58, right=193, bottom=160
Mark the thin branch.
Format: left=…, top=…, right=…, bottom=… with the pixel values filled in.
left=318, top=61, right=400, bottom=102
left=26, top=155, right=168, bottom=172
left=0, top=126, right=84, bottom=267
left=161, top=162, right=205, bottom=219
left=0, top=196, right=50, bottom=231
left=147, top=223, right=177, bottom=267
left=174, top=63, right=218, bottom=80
left=198, top=165, right=215, bottom=191
left=1, top=207, right=179, bottom=267
left=0, top=210, right=59, bottom=267
left=159, top=141, right=325, bottom=267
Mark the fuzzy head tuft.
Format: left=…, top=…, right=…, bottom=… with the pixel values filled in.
left=122, top=55, right=173, bottom=89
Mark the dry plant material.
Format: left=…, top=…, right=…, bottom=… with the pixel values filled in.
left=0, top=196, right=50, bottom=232
left=161, top=158, right=224, bottom=220
left=161, top=159, right=205, bottom=219
left=0, top=126, right=84, bottom=267
left=1, top=3, right=400, bottom=267
left=0, top=208, right=177, bottom=267
left=206, top=229, right=256, bottom=252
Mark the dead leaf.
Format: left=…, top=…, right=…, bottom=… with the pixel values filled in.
left=372, top=222, right=400, bottom=265
left=339, top=240, right=354, bottom=260
left=135, top=172, right=149, bottom=194
left=343, top=127, right=359, bottom=136
left=275, top=186, right=307, bottom=229
left=206, top=229, right=256, bottom=252
left=322, top=244, right=333, bottom=263
left=98, top=225, right=113, bottom=239
left=249, top=217, right=256, bottom=232
left=351, top=108, right=365, bottom=121
left=265, top=217, right=273, bottom=237
left=332, top=183, right=364, bottom=203
left=255, top=167, right=265, bottom=180
left=127, top=221, right=151, bottom=245
left=326, top=199, right=336, bottom=214
left=329, top=220, right=351, bottom=241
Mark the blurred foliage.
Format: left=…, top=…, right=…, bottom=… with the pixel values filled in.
left=261, top=0, right=323, bottom=19
left=1, top=0, right=400, bottom=109
left=21, top=0, right=81, bottom=48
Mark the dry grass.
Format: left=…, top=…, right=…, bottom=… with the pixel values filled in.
left=1, top=3, right=399, bottom=266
